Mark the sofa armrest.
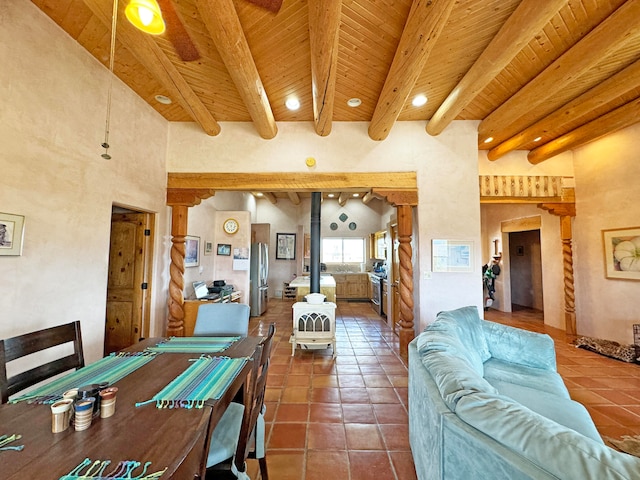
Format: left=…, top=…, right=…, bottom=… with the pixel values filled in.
left=481, top=320, right=557, bottom=371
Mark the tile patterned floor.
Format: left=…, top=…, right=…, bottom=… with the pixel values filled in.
left=245, top=300, right=640, bottom=479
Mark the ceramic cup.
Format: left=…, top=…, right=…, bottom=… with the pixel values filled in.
left=51, top=399, right=74, bottom=433
left=73, top=397, right=95, bottom=431
left=99, top=387, right=118, bottom=418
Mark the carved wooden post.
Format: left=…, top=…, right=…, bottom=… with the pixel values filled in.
left=539, top=203, right=576, bottom=335
left=166, top=188, right=215, bottom=336
left=396, top=204, right=415, bottom=361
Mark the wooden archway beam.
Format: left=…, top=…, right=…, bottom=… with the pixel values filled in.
left=479, top=0, right=640, bottom=147
left=372, top=188, right=418, bottom=206
left=427, top=0, right=564, bottom=136
left=166, top=188, right=216, bottom=207
left=368, top=0, right=456, bottom=141
left=81, top=0, right=220, bottom=136
left=196, top=0, right=277, bottom=139
left=308, top=0, right=341, bottom=136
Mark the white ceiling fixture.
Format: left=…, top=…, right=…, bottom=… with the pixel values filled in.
left=285, top=98, right=300, bottom=110
left=412, top=94, right=427, bottom=107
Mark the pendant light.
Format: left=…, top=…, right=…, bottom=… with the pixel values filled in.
left=101, top=0, right=120, bottom=160
left=125, top=0, right=166, bottom=35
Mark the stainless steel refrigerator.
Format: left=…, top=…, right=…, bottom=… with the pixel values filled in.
left=250, top=242, right=269, bottom=316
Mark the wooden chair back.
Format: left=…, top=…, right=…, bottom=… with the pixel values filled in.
left=0, top=321, right=85, bottom=403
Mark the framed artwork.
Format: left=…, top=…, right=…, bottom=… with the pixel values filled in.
left=276, top=233, right=296, bottom=260
left=204, top=241, right=213, bottom=255
left=602, top=227, right=640, bottom=280
left=184, top=235, right=200, bottom=267
left=432, top=239, right=473, bottom=273
left=0, top=212, right=25, bottom=256
left=217, top=243, right=231, bottom=256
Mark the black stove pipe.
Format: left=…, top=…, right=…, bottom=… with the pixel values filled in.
left=310, top=192, right=321, bottom=293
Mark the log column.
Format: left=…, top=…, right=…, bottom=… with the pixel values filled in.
left=372, top=188, right=418, bottom=360
left=166, top=188, right=215, bottom=336
left=539, top=203, right=577, bottom=335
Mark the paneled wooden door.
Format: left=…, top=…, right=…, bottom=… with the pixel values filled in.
left=105, top=211, right=154, bottom=354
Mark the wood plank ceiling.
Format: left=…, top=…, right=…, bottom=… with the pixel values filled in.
left=32, top=0, right=640, bottom=201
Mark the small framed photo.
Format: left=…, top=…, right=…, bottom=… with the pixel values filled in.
left=217, top=243, right=231, bottom=256
left=432, top=239, right=473, bottom=273
left=185, top=235, right=200, bottom=267
left=0, top=212, right=25, bottom=256
left=204, top=241, right=213, bottom=255
left=602, top=227, right=640, bottom=280
left=276, top=233, right=296, bottom=260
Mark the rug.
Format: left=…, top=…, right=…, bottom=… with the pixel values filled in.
left=574, top=336, right=638, bottom=363
left=604, top=435, right=640, bottom=457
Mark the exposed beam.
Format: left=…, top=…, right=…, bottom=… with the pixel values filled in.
left=287, top=192, right=301, bottom=205
left=196, top=0, right=277, bottom=139
left=489, top=59, right=640, bottom=160
left=372, top=188, right=418, bottom=206
left=527, top=97, right=640, bottom=164
left=338, top=192, right=348, bottom=206
left=263, top=192, right=277, bottom=204
left=426, top=0, right=565, bottom=136
left=479, top=0, right=640, bottom=147
left=168, top=172, right=417, bottom=191
left=362, top=191, right=375, bottom=204
left=82, top=0, right=220, bottom=136
left=308, top=0, right=341, bottom=136
left=368, top=0, right=456, bottom=141
left=166, top=188, right=215, bottom=207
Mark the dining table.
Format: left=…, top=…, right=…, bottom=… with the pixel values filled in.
left=0, top=335, right=261, bottom=479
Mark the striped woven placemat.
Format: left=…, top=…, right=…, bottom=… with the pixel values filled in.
left=145, top=336, right=239, bottom=354
left=135, top=356, right=248, bottom=409
left=10, top=352, right=156, bottom=405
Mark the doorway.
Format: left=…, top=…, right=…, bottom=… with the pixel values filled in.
left=508, top=229, right=543, bottom=312
left=104, top=206, right=155, bottom=355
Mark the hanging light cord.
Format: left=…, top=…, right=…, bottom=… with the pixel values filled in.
left=102, top=0, right=119, bottom=160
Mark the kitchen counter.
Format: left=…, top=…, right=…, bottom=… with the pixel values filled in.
left=290, top=275, right=336, bottom=302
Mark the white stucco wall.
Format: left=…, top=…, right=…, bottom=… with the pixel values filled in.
left=573, top=123, right=640, bottom=344
left=167, top=121, right=484, bottom=331
left=0, top=2, right=170, bottom=363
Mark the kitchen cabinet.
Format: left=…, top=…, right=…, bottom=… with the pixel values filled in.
left=334, top=273, right=369, bottom=300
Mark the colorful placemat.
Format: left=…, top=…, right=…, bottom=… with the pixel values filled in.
left=135, top=356, right=248, bottom=409
left=10, top=352, right=156, bottom=404
left=145, top=336, right=239, bottom=354
left=58, top=458, right=166, bottom=479
left=0, top=434, right=23, bottom=452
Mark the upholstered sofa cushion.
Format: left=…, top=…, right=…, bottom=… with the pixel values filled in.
left=483, top=357, right=569, bottom=397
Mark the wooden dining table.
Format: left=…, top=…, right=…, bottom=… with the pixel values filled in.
left=0, top=336, right=261, bottom=479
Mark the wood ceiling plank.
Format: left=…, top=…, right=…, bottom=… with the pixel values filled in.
left=368, top=0, right=457, bottom=141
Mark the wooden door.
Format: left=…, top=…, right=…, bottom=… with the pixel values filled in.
left=105, top=212, right=151, bottom=354
left=390, top=223, right=400, bottom=333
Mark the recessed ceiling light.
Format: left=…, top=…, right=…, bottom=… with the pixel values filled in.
left=285, top=98, right=300, bottom=110
left=483, top=137, right=494, bottom=144
left=155, top=94, right=172, bottom=105
left=533, top=136, right=542, bottom=142
left=412, top=94, right=427, bottom=107
left=327, top=193, right=335, bottom=198
left=352, top=193, right=359, bottom=197
left=256, top=192, right=264, bottom=197
left=347, top=98, right=362, bottom=107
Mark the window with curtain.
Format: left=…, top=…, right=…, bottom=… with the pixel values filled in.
left=322, top=238, right=365, bottom=263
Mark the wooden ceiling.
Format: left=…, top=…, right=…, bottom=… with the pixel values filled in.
left=33, top=0, right=640, bottom=169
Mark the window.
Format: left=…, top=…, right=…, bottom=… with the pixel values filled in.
left=322, top=237, right=365, bottom=263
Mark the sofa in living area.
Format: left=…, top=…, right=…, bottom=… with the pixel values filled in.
left=408, top=305, right=640, bottom=479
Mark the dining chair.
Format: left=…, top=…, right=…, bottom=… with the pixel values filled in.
left=193, top=303, right=251, bottom=337
left=204, top=322, right=276, bottom=480
left=0, top=320, right=84, bottom=404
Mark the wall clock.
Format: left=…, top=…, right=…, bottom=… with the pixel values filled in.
left=223, top=218, right=239, bottom=235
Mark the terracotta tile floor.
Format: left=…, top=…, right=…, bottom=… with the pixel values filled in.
left=244, top=300, right=640, bottom=479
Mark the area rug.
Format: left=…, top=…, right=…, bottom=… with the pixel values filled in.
left=574, top=336, right=638, bottom=363
left=604, top=435, right=640, bottom=457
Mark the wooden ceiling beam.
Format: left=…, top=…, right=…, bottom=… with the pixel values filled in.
left=166, top=188, right=215, bottom=207
left=361, top=191, right=376, bottom=204
left=263, top=192, right=277, bottom=204
left=479, top=0, right=640, bottom=147
left=308, top=0, right=341, bottom=137
left=168, top=172, right=417, bottom=191
left=489, top=59, right=640, bottom=160
left=287, top=192, right=301, bottom=205
left=426, top=0, right=565, bottom=137
left=368, top=0, right=456, bottom=141
left=528, top=97, right=640, bottom=164
left=81, top=0, right=220, bottom=136
left=338, top=192, right=348, bottom=206
left=196, top=0, right=277, bottom=139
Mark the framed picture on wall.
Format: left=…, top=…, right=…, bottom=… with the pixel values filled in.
left=204, top=241, right=213, bottom=255
left=217, top=243, right=231, bottom=256
left=184, top=235, right=200, bottom=267
left=276, top=233, right=296, bottom=260
left=602, top=227, right=640, bottom=280
left=0, top=212, right=25, bottom=256
left=432, top=239, right=473, bottom=273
